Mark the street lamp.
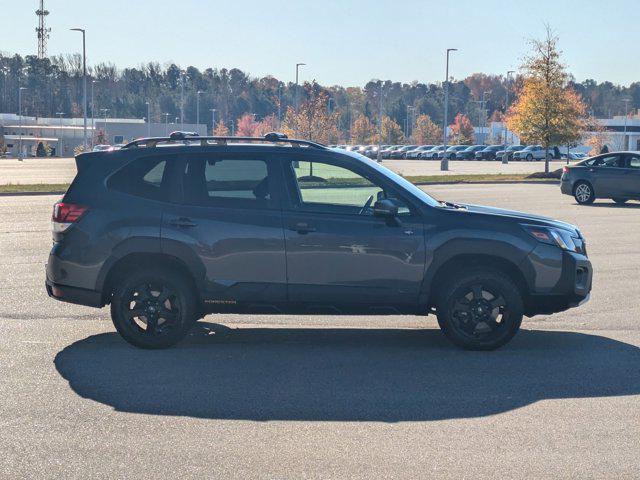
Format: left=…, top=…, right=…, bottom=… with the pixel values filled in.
left=196, top=90, right=203, bottom=127
left=441, top=48, right=458, bottom=171
left=18, top=86, right=27, bottom=161
left=623, top=98, right=631, bottom=150
left=91, top=80, right=97, bottom=144
left=163, top=113, right=170, bottom=135
left=56, top=112, right=64, bottom=157
left=180, top=71, right=186, bottom=128
left=100, top=108, right=109, bottom=144
left=482, top=90, right=491, bottom=144
left=295, top=62, right=306, bottom=112
left=210, top=108, right=217, bottom=135
left=145, top=101, right=151, bottom=137
left=70, top=28, right=88, bottom=150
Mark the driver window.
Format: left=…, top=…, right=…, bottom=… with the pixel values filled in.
left=289, top=160, right=410, bottom=215
left=593, top=155, right=622, bottom=167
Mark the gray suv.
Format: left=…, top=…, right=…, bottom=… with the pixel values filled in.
left=561, top=152, right=640, bottom=204
left=46, top=132, right=592, bottom=351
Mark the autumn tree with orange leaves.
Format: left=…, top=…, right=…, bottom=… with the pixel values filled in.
left=506, top=27, right=587, bottom=173
left=412, top=114, right=442, bottom=145
left=449, top=113, right=475, bottom=145
left=281, top=82, right=340, bottom=144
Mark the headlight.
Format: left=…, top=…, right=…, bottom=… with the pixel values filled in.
left=522, top=224, right=585, bottom=254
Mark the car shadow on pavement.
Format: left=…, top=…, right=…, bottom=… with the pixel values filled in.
left=54, top=323, right=640, bottom=422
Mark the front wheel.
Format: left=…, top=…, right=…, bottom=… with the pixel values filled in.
left=574, top=181, right=595, bottom=204
left=436, top=270, right=523, bottom=350
left=111, top=268, right=199, bottom=349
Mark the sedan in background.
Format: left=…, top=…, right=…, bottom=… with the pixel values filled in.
left=421, top=145, right=447, bottom=159
left=441, top=145, right=470, bottom=159
left=475, top=144, right=506, bottom=161
left=561, top=151, right=640, bottom=204
left=406, top=145, right=436, bottom=159
left=390, top=145, right=418, bottom=159
left=453, top=145, right=485, bottom=160
left=513, top=145, right=549, bottom=161
left=495, top=145, right=526, bottom=161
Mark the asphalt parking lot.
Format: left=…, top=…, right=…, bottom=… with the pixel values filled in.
left=1, top=184, right=639, bottom=478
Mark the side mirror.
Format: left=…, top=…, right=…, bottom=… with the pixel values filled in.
left=373, top=199, right=398, bottom=218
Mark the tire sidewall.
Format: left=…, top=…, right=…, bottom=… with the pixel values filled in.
left=574, top=181, right=595, bottom=204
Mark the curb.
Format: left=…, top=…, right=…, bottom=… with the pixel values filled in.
left=414, top=180, right=560, bottom=186
left=0, top=191, right=66, bottom=197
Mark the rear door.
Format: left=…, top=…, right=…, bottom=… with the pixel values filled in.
left=280, top=153, right=426, bottom=308
left=621, top=153, right=640, bottom=198
left=590, top=154, right=626, bottom=197
left=161, top=151, right=287, bottom=305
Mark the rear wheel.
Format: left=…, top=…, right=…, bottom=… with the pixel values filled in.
left=110, top=268, right=198, bottom=349
left=613, top=198, right=628, bottom=205
left=574, top=181, right=595, bottom=204
left=436, top=269, right=523, bottom=350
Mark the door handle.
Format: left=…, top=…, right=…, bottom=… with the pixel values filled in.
left=289, top=222, right=316, bottom=234
left=168, top=217, right=197, bottom=228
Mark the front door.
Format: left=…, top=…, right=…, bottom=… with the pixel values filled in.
left=161, top=152, right=287, bottom=305
left=280, top=155, right=426, bottom=308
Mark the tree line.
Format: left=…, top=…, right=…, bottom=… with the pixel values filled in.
left=0, top=51, right=638, bottom=144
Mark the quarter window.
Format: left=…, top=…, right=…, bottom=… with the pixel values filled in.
left=627, top=155, right=640, bottom=169
left=108, top=156, right=169, bottom=201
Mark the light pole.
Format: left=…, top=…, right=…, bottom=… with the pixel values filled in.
left=18, top=86, right=27, bottom=160
left=196, top=90, right=203, bottom=128
left=482, top=90, right=490, bottom=144
left=377, top=82, right=384, bottom=162
left=277, top=84, right=283, bottom=125
left=209, top=108, right=217, bottom=135
left=145, top=101, right=151, bottom=137
left=56, top=112, right=64, bottom=157
left=70, top=28, right=88, bottom=150
left=91, top=79, right=96, bottom=144
left=180, top=71, right=185, bottom=128
left=295, top=62, right=305, bottom=112
left=100, top=108, right=109, bottom=144
left=441, top=48, right=458, bottom=171
left=163, top=113, right=169, bottom=135
left=505, top=70, right=514, bottom=144
left=623, top=98, right=630, bottom=150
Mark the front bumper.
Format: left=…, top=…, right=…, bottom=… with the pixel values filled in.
left=524, top=249, right=593, bottom=316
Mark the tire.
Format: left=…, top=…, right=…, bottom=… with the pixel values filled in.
left=110, top=267, right=199, bottom=349
left=573, top=181, right=595, bottom=205
left=526, top=154, right=533, bottom=161
left=436, top=269, right=524, bottom=350
left=613, top=198, right=628, bottom=205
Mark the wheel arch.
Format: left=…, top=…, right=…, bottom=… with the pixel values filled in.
left=424, top=253, right=529, bottom=308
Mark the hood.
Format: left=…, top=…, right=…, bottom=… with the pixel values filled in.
left=460, top=203, right=580, bottom=234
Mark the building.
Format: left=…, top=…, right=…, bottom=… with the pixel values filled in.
left=0, top=113, right=207, bottom=157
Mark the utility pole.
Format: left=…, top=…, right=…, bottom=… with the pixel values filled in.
left=482, top=90, right=490, bottom=144
left=91, top=80, right=96, bottom=144
left=441, top=48, right=458, bottom=171
left=277, top=84, right=282, bottom=126
left=505, top=71, right=514, bottom=144
left=180, top=71, right=185, bottom=128
left=163, top=113, right=169, bottom=135
left=18, top=87, right=26, bottom=160
left=100, top=108, right=109, bottom=144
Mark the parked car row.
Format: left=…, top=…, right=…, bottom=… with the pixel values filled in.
left=332, top=144, right=556, bottom=161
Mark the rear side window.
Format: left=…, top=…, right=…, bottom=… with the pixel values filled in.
left=182, top=155, right=273, bottom=209
left=108, top=156, right=169, bottom=201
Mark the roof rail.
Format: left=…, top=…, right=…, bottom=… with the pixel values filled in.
left=121, top=131, right=328, bottom=150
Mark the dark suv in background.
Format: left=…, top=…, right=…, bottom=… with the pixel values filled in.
left=46, top=132, right=592, bottom=351
left=561, top=151, right=640, bottom=204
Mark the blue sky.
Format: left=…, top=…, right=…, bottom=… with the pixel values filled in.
left=3, top=0, right=637, bottom=86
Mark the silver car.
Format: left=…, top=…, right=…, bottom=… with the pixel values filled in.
left=560, top=152, right=640, bottom=204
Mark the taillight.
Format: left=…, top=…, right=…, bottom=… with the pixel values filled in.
left=52, top=202, right=88, bottom=233
left=562, top=166, right=569, bottom=174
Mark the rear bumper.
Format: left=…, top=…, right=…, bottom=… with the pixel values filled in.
left=46, top=279, right=104, bottom=308
left=560, top=178, right=573, bottom=195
